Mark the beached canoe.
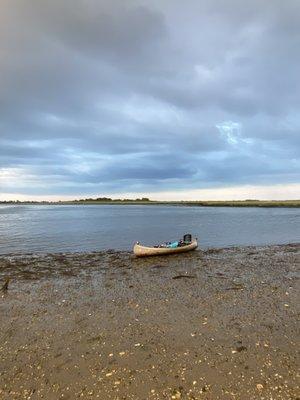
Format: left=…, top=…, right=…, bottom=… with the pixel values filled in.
left=133, top=239, right=198, bottom=257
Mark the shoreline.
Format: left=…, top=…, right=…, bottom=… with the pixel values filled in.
left=1, top=200, right=300, bottom=208
left=0, top=241, right=299, bottom=260
left=0, top=243, right=299, bottom=399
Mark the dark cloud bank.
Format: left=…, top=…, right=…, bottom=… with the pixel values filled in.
left=0, top=0, right=299, bottom=197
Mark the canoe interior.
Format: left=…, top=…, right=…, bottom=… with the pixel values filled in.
left=133, top=240, right=198, bottom=257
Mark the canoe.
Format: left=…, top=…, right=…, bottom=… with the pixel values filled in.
left=133, top=239, right=198, bottom=257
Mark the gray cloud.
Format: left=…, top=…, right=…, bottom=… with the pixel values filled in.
left=0, top=0, right=299, bottom=196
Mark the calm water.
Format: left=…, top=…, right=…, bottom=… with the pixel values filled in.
left=0, top=204, right=299, bottom=254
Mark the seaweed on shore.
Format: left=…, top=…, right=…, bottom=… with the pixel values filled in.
left=1, top=277, right=10, bottom=292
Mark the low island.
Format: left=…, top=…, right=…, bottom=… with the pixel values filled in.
left=1, top=198, right=300, bottom=207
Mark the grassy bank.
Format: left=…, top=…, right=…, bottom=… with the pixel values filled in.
left=1, top=199, right=300, bottom=207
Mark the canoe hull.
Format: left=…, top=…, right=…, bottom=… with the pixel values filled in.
left=133, top=239, right=198, bottom=257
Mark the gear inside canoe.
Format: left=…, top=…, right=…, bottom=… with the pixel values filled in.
left=133, top=234, right=198, bottom=257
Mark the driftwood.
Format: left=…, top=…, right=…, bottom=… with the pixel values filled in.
left=1, top=278, right=10, bottom=292
left=172, top=275, right=196, bottom=280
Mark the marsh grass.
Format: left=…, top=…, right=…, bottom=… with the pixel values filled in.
left=1, top=199, right=299, bottom=207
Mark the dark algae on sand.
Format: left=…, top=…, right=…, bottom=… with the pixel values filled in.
left=0, top=244, right=299, bottom=399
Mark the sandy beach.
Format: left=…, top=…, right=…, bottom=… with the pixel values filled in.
left=0, top=244, right=299, bottom=399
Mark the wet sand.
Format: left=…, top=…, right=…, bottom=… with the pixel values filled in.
left=0, top=244, right=299, bottom=399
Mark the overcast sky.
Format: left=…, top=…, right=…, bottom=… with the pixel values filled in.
left=0, top=0, right=299, bottom=200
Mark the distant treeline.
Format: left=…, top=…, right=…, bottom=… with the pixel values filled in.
left=71, top=197, right=151, bottom=202
left=1, top=199, right=300, bottom=207
left=0, top=197, right=150, bottom=204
